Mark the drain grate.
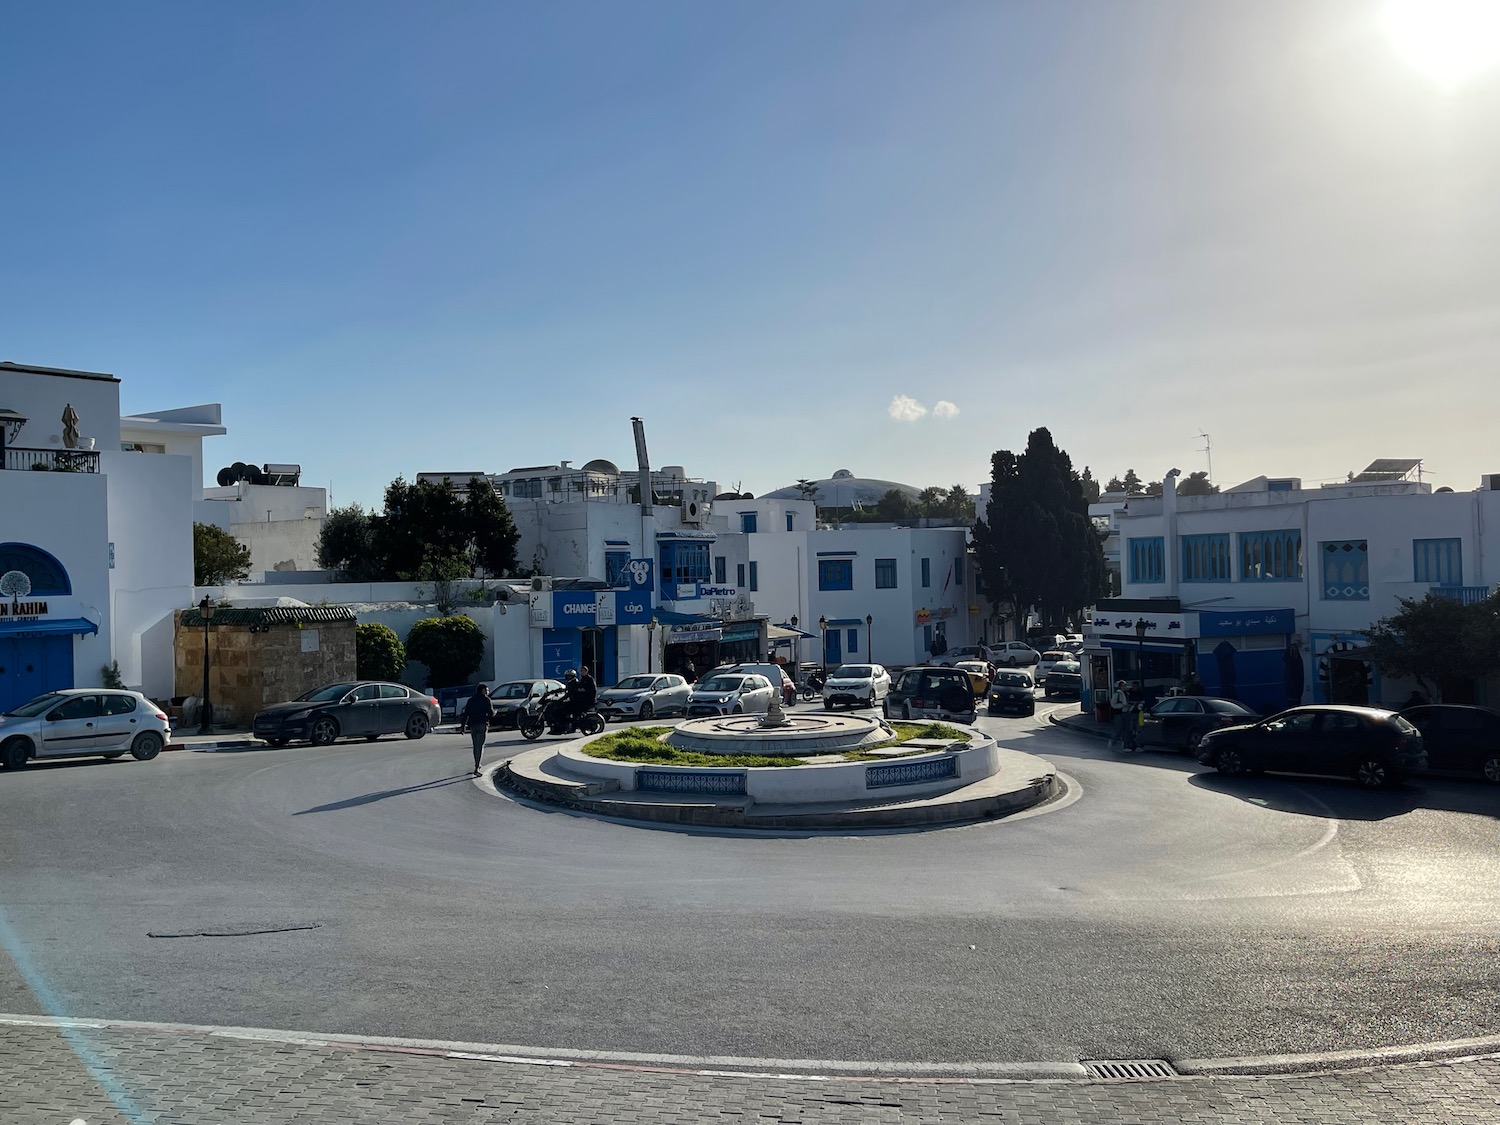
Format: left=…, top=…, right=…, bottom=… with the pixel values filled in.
left=1082, top=1059, right=1179, bottom=1081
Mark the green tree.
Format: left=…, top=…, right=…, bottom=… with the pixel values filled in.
left=1079, top=467, right=1101, bottom=505
left=405, top=615, right=485, bottom=689
left=316, top=504, right=380, bottom=581
left=356, top=622, right=407, bottom=682
left=1366, top=592, right=1500, bottom=701
left=464, top=478, right=521, bottom=577
left=873, top=488, right=914, bottom=522
left=916, top=487, right=945, bottom=517
left=1176, top=470, right=1219, bottom=497
left=1121, top=469, right=1145, bottom=496
left=794, top=478, right=820, bottom=501
left=193, top=522, right=253, bottom=586
left=973, top=428, right=1107, bottom=632
left=942, top=484, right=976, bottom=523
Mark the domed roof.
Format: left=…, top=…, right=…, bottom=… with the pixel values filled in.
left=581, top=458, right=619, bottom=475
left=763, top=471, right=922, bottom=508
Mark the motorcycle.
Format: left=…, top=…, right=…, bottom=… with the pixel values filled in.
left=519, top=690, right=606, bottom=740
left=798, top=667, right=826, bottom=703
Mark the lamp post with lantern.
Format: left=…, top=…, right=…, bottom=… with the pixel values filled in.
left=1134, top=617, right=1148, bottom=698
left=789, top=614, right=800, bottom=677
left=198, top=595, right=217, bottom=734
left=818, top=615, right=828, bottom=678
left=865, top=614, right=873, bottom=661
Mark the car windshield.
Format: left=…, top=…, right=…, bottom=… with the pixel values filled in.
left=1051, top=662, right=1080, bottom=673
left=698, top=676, right=743, bottom=691
left=832, top=665, right=872, bottom=678
left=297, top=683, right=358, bottom=702
left=5, top=692, right=69, bottom=718
left=994, top=673, right=1029, bottom=687
left=615, top=676, right=658, bottom=690
left=493, top=683, right=532, bottom=699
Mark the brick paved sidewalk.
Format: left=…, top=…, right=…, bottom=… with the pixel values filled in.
left=6, top=1020, right=1499, bottom=1124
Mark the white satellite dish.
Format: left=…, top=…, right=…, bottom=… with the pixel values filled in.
left=0, top=570, right=31, bottom=600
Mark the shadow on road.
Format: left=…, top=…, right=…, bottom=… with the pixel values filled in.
left=1188, top=771, right=1500, bottom=822
left=293, top=774, right=471, bottom=815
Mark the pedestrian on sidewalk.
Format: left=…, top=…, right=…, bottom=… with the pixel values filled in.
left=459, top=685, right=494, bottom=777
left=1109, top=680, right=1137, bottom=750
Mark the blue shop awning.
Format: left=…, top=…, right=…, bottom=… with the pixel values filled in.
left=652, top=608, right=716, bottom=625
left=825, top=618, right=865, bottom=627
left=0, top=617, right=99, bottom=638
left=1101, top=638, right=1185, bottom=655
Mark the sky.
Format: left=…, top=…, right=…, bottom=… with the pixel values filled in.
left=3, top=0, right=1499, bottom=506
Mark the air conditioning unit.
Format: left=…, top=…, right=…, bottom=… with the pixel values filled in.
left=530, top=576, right=553, bottom=592
left=681, top=499, right=709, bottom=526
left=1482, top=474, right=1500, bottom=491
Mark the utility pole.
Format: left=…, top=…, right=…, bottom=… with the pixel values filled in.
left=1198, top=431, right=1213, bottom=483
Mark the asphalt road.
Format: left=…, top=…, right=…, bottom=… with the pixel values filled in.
left=1, top=700, right=1498, bottom=1068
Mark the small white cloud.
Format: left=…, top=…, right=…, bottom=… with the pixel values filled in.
left=888, top=395, right=928, bottom=422
left=933, top=400, right=960, bottom=419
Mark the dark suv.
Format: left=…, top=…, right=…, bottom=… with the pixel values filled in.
left=1195, top=705, right=1426, bottom=788
left=882, top=666, right=977, bottom=724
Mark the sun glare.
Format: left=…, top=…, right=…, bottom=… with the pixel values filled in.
left=1384, top=0, right=1500, bottom=90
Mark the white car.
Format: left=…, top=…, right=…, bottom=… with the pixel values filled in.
left=1035, top=650, right=1073, bottom=684
left=596, top=674, right=691, bottom=721
left=685, top=674, right=776, bottom=717
left=0, top=688, right=172, bottom=769
left=992, top=641, right=1041, bottom=667
left=822, top=664, right=891, bottom=710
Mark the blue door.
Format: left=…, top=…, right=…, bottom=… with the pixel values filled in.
left=0, top=635, right=73, bottom=713
left=824, top=628, right=841, bottom=666
left=542, top=628, right=581, bottom=681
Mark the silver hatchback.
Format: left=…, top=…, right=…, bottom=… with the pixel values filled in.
left=0, top=688, right=172, bottom=769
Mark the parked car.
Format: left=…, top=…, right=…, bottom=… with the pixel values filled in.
left=1041, top=660, right=1082, bottom=699
left=952, top=660, right=992, bottom=696
left=1138, top=696, right=1260, bottom=751
left=822, top=664, right=892, bottom=710
left=931, top=645, right=993, bottom=668
left=0, top=689, right=171, bottom=769
left=482, top=678, right=566, bottom=728
left=991, top=641, right=1041, bottom=667
left=711, top=663, right=797, bottom=705
left=1397, top=704, right=1500, bottom=782
left=883, top=666, right=977, bottom=724
left=596, top=674, right=691, bottom=721
left=987, top=669, right=1036, bottom=716
left=1034, top=650, right=1072, bottom=685
left=685, top=674, right=777, bottom=717
left=1058, top=639, right=1085, bottom=655
left=253, top=681, right=440, bottom=746
left=1195, top=705, right=1426, bottom=788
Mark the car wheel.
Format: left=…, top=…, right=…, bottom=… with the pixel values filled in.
left=310, top=717, right=339, bottom=746
left=1354, top=758, right=1391, bottom=788
left=405, top=712, right=430, bottom=740
left=732, top=704, right=743, bottom=714
left=1216, top=747, right=1246, bottom=776
left=1, top=738, right=28, bottom=770
left=823, top=700, right=832, bottom=711
left=1188, top=729, right=1206, bottom=753
left=130, top=731, right=163, bottom=761
left=639, top=701, right=654, bottom=721
left=1483, top=755, right=1500, bottom=784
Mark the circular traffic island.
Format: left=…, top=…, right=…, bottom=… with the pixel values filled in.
left=493, top=709, right=1059, bottom=830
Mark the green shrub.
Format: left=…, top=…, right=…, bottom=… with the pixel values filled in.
left=356, top=622, right=407, bottom=682
left=100, top=661, right=125, bottom=689
left=405, top=615, right=484, bottom=689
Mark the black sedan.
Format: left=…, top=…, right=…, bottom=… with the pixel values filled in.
left=986, top=669, right=1036, bottom=716
left=1196, top=705, right=1426, bottom=788
left=253, top=681, right=441, bottom=747
left=1397, top=704, right=1500, bottom=782
left=1138, top=696, right=1260, bottom=752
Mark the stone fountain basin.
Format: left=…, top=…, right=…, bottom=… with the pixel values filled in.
left=558, top=724, right=998, bottom=805
left=664, top=711, right=895, bottom=756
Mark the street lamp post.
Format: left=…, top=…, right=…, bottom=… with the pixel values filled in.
left=1134, top=617, right=1148, bottom=697
left=789, top=614, right=799, bottom=676
left=818, top=615, right=828, bottom=678
left=647, top=619, right=656, bottom=673
left=865, top=614, right=873, bottom=660
left=198, top=595, right=217, bottom=734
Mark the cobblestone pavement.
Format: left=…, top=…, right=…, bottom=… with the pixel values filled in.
left=6, top=1021, right=1500, bottom=1125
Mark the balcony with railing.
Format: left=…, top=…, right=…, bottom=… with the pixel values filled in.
left=1431, top=584, right=1494, bottom=606
left=3, top=447, right=101, bottom=473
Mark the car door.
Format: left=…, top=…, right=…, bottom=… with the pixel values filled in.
left=1139, top=698, right=1183, bottom=747
left=341, top=684, right=383, bottom=735
left=1164, top=698, right=1206, bottom=749
left=378, top=684, right=413, bottom=733
left=94, top=692, right=141, bottom=751
left=1313, top=710, right=1368, bottom=774
left=39, top=694, right=103, bottom=756
left=1252, top=710, right=1320, bottom=772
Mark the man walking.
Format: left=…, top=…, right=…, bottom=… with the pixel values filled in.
left=1109, top=679, right=1137, bottom=751
left=460, top=684, right=494, bottom=777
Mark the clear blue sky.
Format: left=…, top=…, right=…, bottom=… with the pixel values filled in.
left=3, top=1, right=1498, bottom=505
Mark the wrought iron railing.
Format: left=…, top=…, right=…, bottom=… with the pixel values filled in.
left=3, top=447, right=101, bottom=473
left=1431, top=584, right=1493, bottom=606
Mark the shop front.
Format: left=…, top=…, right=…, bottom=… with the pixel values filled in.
left=529, top=588, right=652, bottom=686
left=659, top=614, right=721, bottom=681
left=0, top=543, right=101, bottom=713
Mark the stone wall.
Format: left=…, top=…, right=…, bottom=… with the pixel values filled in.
left=174, top=612, right=356, bottom=726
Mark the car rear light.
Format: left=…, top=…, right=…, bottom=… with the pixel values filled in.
left=429, top=697, right=439, bottom=707
left=152, top=711, right=168, bottom=721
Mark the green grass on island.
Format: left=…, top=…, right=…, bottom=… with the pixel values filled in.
left=582, top=721, right=970, bottom=769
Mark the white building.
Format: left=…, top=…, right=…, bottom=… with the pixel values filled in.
left=0, top=362, right=215, bottom=710
left=1093, top=465, right=1500, bottom=712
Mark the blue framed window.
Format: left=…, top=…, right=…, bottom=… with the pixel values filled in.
left=748, top=561, right=758, bottom=592
left=605, top=550, right=630, bottom=587
left=920, top=558, right=931, bottom=588
left=1181, top=534, right=1230, bottom=582
left=740, top=512, right=757, bottom=533
left=736, top=563, right=746, bottom=587
left=847, top=628, right=858, bottom=653
left=1321, top=540, right=1368, bottom=600
left=875, top=558, right=898, bottom=589
left=714, top=556, right=727, bottom=585
left=1239, top=529, right=1302, bottom=581
left=1414, top=538, right=1462, bottom=584
left=818, top=559, right=853, bottom=590
left=785, top=512, right=795, bottom=531
left=1128, top=537, right=1165, bottom=584
left=0, top=543, right=72, bottom=595
left=658, top=540, right=710, bottom=597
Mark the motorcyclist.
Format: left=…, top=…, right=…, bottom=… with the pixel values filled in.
left=552, top=670, right=584, bottom=734
left=577, top=666, right=598, bottom=716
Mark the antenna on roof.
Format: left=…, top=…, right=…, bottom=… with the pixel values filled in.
left=1197, top=430, right=1213, bottom=482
